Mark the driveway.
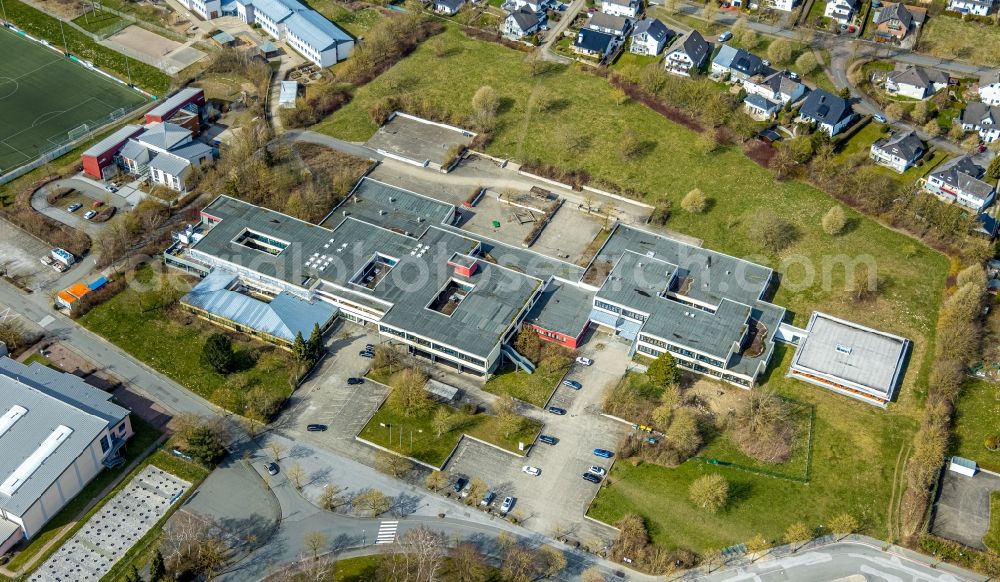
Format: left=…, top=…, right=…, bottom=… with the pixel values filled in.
left=540, top=0, right=584, bottom=63
left=931, top=469, right=1000, bottom=550
left=445, top=331, right=632, bottom=545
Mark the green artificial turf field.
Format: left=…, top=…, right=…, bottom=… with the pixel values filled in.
left=0, top=25, right=146, bottom=173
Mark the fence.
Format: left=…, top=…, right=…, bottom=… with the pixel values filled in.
left=67, top=3, right=186, bottom=43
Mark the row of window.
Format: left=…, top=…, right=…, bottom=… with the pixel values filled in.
left=637, top=333, right=724, bottom=368
left=378, top=325, right=487, bottom=368
left=638, top=344, right=752, bottom=387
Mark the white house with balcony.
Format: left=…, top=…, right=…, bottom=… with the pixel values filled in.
left=980, top=71, right=1000, bottom=105
left=664, top=30, right=710, bottom=77
left=824, top=0, right=860, bottom=23
left=924, top=155, right=996, bottom=212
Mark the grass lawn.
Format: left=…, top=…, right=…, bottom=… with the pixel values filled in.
left=359, top=395, right=541, bottom=466
left=71, top=10, right=127, bottom=34
left=611, top=51, right=660, bottom=71
left=335, top=555, right=382, bottom=581
left=78, top=264, right=299, bottom=416
left=5, top=417, right=162, bottom=573
left=589, top=346, right=918, bottom=552
left=951, top=379, right=1000, bottom=473
left=305, top=0, right=383, bottom=36
left=484, top=358, right=569, bottom=407
left=23, top=351, right=58, bottom=369
left=986, top=492, right=1000, bottom=554
left=834, top=121, right=942, bottom=186
left=917, top=16, right=1000, bottom=67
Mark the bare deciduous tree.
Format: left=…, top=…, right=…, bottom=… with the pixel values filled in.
left=160, top=512, right=229, bottom=579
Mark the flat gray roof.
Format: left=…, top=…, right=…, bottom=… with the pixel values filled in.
left=193, top=195, right=541, bottom=358
left=324, top=178, right=456, bottom=235
left=791, top=312, right=909, bottom=398
left=0, top=358, right=128, bottom=517
left=525, top=280, right=595, bottom=338
left=586, top=224, right=772, bottom=306
left=366, top=113, right=475, bottom=167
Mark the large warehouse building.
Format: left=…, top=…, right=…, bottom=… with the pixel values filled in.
left=0, top=358, right=132, bottom=554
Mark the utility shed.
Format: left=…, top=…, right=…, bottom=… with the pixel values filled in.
left=788, top=312, right=910, bottom=407
left=949, top=456, right=977, bottom=477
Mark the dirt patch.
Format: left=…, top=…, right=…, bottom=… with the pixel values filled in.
left=108, top=25, right=182, bottom=58
left=23, top=0, right=89, bottom=20
left=685, top=379, right=748, bottom=418
left=0, top=217, right=63, bottom=292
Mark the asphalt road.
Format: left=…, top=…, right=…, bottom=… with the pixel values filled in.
left=699, top=538, right=983, bottom=582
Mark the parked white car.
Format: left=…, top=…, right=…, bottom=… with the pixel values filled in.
left=522, top=465, right=541, bottom=476
left=588, top=466, right=607, bottom=476
left=576, top=356, right=593, bottom=366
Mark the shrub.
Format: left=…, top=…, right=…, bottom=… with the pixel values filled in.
left=201, top=333, right=235, bottom=374
left=821, top=205, right=847, bottom=235
left=681, top=189, right=707, bottom=213
left=688, top=474, right=729, bottom=513
left=751, top=214, right=796, bottom=252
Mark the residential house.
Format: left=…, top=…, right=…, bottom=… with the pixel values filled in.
left=824, top=0, right=860, bottom=24
left=925, top=155, right=996, bottom=211
left=960, top=102, right=1000, bottom=143
left=798, top=89, right=856, bottom=136
left=573, top=28, right=618, bottom=59
left=743, top=70, right=807, bottom=105
left=947, top=0, right=994, bottom=15
left=664, top=30, right=710, bottom=76
left=884, top=64, right=948, bottom=99
left=629, top=18, right=672, bottom=55
left=768, top=0, right=797, bottom=11
left=601, top=0, right=640, bottom=17
left=503, top=6, right=544, bottom=38
left=980, top=71, right=1000, bottom=106
left=235, top=0, right=353, bottom=66
left=870, top=130, right=926, bottom=173
left=711, top=44, right=768, bottom=82
left=874, top=3, right=918, bottom=41
left=434, top=0, right=465, bottom=14
left=587, top=11, right=631, bottom=37
left=744, top=94, right=781, bottom=120
left=119, top=122, right=215, bottom=192
left=508, top=0, right=550, bottom=12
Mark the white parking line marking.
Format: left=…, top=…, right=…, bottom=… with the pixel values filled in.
left=37, top=315, right=54, bottom=328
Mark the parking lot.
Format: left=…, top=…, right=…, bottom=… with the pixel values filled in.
left=931, top=468, right=1000, bottom=550
left=445, top=331, right=633, bottom=545
left=283, top=322, right=389, bottom=443
left=0, top=217, right=62, bottom=291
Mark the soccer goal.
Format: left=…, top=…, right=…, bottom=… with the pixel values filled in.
left=67, top=123, right=91, bottom=141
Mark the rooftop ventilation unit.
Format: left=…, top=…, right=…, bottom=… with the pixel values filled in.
left=0, top=425, right=73, bottom=496
left=646, top=251, right=655, bottom=258
left=835, top=344, right=852, bottom=355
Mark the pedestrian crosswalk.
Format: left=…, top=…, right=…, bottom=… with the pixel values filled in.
left=376, top=520, right=398, bottom=544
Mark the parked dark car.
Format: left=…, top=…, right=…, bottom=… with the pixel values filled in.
left=347, top=377, right=364, bottom=385
left=562, top=379, right=582, bottom=390
left=266, top=462, right=279, bottom=475
left=582, top=472, right=602, bottom=483
left=480, top=490, right=496, bottom=507
left=453, top=477, right=468, bottom=493
left=538, top=434, right=558, bottom=445
left=360, top=351, right=374, bottom=358
left=306, top=424, right=328, bottom=432
left=547, top=407, right=567, bottom=415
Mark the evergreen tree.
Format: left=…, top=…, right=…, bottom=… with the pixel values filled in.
left=307, top=323, right=324, bottom=362
left=201, top=334, right=234, bottom=374
left=293, top=332, right=310, bottom=363
left=148, top=549, right=165, bottom=582
left=647, top=353, right=680, bottom=388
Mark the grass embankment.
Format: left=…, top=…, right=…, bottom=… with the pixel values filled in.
left=3, top=0, right=171, bottom=94
left=484, top=359, right=569, bottom=408
left=5, top=417, right=162, bottom=574
left=79, top=264, right=298, bottom=416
